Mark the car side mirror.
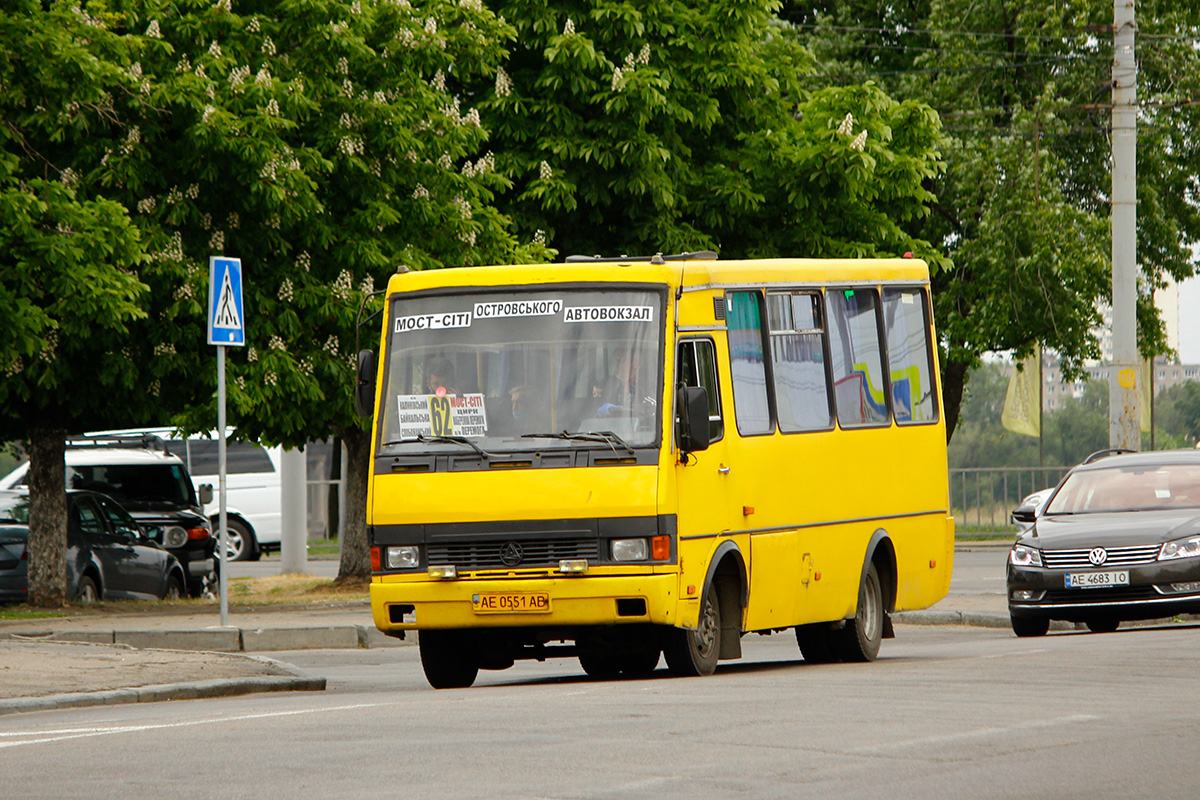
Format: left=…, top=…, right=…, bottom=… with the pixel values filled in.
left=676, top=386, right=711, bottom=454
left=355, top=349, right=377, bottom=418
left=1011, top=504, right=1037, bottom=525
left=198, top=484, right=214, bottom=506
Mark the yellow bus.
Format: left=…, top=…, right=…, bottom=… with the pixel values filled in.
left=358, top=252, right=954, bottom=688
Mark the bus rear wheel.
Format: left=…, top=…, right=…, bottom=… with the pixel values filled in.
left=834, top=562, right=883, bottom=662
left=664, top=582, right=721, bottom=677
left=795, top=625, right=838, bottom=664
left=418, top=630, right=479, bottom=689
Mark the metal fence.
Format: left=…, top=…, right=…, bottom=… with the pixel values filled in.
left=949, top=466, right=1072, bottom=534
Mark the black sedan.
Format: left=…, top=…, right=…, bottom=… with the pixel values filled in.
left=1008, top=448, right=1200, bottom=636
left=0, top=490, right=187, bottom=603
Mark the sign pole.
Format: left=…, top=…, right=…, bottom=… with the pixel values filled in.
left=218, top=345, right=229, bottom=627
left=207, top=255, right=245, bottom=629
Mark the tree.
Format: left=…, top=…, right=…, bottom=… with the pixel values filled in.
left=0, top=4, right=163, bottom=605
left=786, top=0, right=1200, bottom=439
left=473, top=1, right=946, bottom=264
left=2, top=0, right=548, bottom=603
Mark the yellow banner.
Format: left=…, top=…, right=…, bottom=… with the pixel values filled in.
left=1002, top=350, right=1041, bottom=438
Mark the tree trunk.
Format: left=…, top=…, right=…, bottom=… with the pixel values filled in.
left=943, top=358, right=971, bottom=444
left=27, top=427, right=68, bottom=607
left=335, top=426, right=371, bottom=584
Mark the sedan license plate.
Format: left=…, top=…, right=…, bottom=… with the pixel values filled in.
left=1065, top=571, right=1130, bottom=589
left=472, top=592, right=551, bottom=614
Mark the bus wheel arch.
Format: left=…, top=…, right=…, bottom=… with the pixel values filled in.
left=863, top=530, right=898, bottom=639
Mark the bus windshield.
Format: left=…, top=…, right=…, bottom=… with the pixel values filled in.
left=378, top=287, right=665, bottom=452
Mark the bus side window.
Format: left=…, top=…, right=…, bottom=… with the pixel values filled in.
left=767, top=292, right=833, bottom=432
left=677, top=339, right=724, bottom=443
left=726, top=291, right=773, bottom=435
left=826, top=288, right=890, bottom=427
left=882, top=287, right=938, bottom=424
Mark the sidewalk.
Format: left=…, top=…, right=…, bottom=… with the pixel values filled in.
left=0, top=551, right=1013, bottom=716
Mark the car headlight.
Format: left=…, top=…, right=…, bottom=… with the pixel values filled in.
left=1010, top=544, right=1043, bottom=567
left=1158, top=536, right=1200, bottom=561
left=611, top=538, right=649, bottom=561
left=386, top=546, right=420, bottom=569
left=163, top=526, right=189, bottom=549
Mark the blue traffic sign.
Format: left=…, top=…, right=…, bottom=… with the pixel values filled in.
left=208, top=257, right=245, bottom=346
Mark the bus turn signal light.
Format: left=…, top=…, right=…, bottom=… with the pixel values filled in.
left=651, top=535, right=670, bottom=560
left=370, top=547, right=381, bottom=572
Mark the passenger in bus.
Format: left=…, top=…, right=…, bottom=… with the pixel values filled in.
left=509, top=385, right=545, bottom=427
left=425, top=358, right=459, bottom=396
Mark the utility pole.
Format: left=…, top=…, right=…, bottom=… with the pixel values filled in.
left=1109, top=0, right=1140, bottom=450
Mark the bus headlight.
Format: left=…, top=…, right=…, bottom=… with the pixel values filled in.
left=611, top=539, right=648, bottom=561
left=387, top=546, right=420, bottom=569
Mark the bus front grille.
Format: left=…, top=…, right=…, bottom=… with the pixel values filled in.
left=427, top=538, right=600, bottom=570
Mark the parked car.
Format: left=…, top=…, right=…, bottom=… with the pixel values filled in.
left=0, top=489, right=187, bottom=603
left=0, top=435, right=216, bottom=596
left=1007, top=448, right=1200, bottom=637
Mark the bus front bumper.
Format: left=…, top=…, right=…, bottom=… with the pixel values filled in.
left=371, top=573, right=680, bottom=633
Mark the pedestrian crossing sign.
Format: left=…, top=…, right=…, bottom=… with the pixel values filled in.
left=207, top=256, right=245, bottom=346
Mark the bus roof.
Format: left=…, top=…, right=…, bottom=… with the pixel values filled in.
left=385, top=256, right=929, bottom=295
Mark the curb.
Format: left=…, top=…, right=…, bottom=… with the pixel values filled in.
left=0, top=652, right=326, bottom=717
left=1, top=624, right=408, bottom=652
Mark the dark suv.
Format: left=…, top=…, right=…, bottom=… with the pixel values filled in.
left=0, top=435, right=217, bottom=597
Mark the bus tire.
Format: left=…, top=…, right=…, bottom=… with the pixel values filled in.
left=419, top=630, right=479, bottom=689
left=795, top=625, right=839, bottom=664
left=664, top=582, right=721, bottom=677
left=834, top=562, right=884, bottom=662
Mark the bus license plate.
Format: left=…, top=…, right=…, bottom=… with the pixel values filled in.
left=472, top=593, right=551, bottom=614
left=1065, top=571, right=1129, bottom=589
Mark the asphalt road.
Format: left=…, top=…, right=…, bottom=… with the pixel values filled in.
left=5, top=620, right=1200, bottom=799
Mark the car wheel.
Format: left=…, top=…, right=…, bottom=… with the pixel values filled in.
left=834, top=562, right=884, bottom=662
left=76, top=575, right=99, bottom=604
left=419, top=630, right=479, bottom=689
left=164, top=574, right=184, bottom=601
left=1011, top=614, right=1050, bottom=637
left=796, top=625, right=839, bottom=664
left=664, top=581, right=721, bottom=677
left=221, top=519, right=259, bottom=562
left=1085, top=617, right=1120, bottom=634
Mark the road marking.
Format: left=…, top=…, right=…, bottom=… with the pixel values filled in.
left=849, top=714, right=1099, bottom=755
left=0, top=702, right=391, bottom=750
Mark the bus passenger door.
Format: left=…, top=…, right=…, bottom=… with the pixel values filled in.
left=674, top=338, right=731, bottom=558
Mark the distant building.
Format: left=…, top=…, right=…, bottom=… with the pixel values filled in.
left=1041, top=354, right=1200, bottom=411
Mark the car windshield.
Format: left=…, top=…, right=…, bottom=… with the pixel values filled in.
left=377, top=287, right=665, bottom=453
left=0, top=493, right=30, bottom=524
left=67, top=464, right=196, bottom=507
left=1044, top=464, right=1200, bottom=514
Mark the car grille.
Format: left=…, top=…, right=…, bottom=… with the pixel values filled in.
left=427, top=538, right=600, bottom=570
left=1042, top=586, right=1162, bottom=604
left=1041, top=544, right=1161, bottom=569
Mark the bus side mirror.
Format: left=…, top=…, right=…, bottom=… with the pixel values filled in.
left=198, top=484, right=214, bottom=506
left=355, top=349, right=377, bottom=418
left=676, top=386, right=711, bottom=453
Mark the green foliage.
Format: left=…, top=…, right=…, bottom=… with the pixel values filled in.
left=475, top=1, right=946, bottom=262
left=788, top=0, right=1200, bottom=436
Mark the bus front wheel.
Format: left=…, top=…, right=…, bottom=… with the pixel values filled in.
left=418, top=630, right=479, bottom=689
left=664, top=582, right=721, bottom=677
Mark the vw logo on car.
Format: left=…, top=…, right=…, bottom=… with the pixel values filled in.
left=1088, top=547, right=1108, bottom=566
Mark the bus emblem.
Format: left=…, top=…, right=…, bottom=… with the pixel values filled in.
left=500, top=542, right=524, bottom=566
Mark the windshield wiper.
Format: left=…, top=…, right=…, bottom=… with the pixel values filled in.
left=383, top=434, right=492, bottom=459
left=521, top=430, right=635, bottom=455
